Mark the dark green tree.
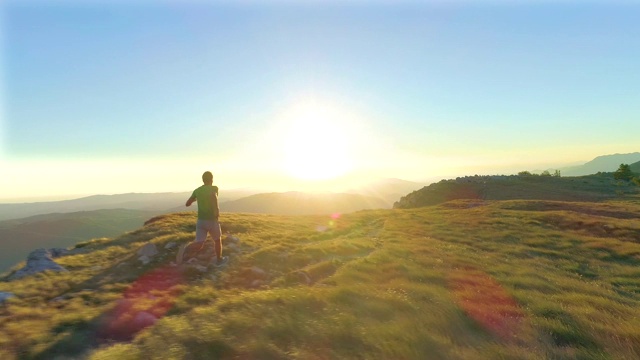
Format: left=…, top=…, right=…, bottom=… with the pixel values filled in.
left=613, top=163, right=634, bottom=181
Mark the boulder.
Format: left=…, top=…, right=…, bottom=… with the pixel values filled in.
left=131, top=311, right=157, bottom=330
left=49, top=248, right=69, bottom=258
left=0, top=292, right=15, bottom=304
left=164, top=242, right=177, bottom=250
left=192, top=265, right=208, bottom=273
left=8, top=248, right=68, bottom=280
left=226, top=243, right=240, bottom=253
left=138, top=255, right=151, bottom=265
left=137, top=243, right=158, bottom=258
left=248, top=266, right=267, bottom=279
left=225, top=235, right=240, bottom=244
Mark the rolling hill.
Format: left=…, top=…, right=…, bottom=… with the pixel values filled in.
left=1, top=196, right=639, bottom=359
left=394, top=172, right=640, bottom=209
left=0, top=209, right=158, bottom=272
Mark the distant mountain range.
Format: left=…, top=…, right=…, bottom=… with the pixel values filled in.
left=0, top=189, right=259, bottom=222
left=219, top=192, right=390, bottom=215
left=345, top=178, right=424, bottom=204
left=560, top=152, right=640, bottom=176
left=0, top=179, right=424, bottom=221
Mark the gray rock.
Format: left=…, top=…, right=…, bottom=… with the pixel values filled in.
left=138, top=255, right=151, bottom=265
left=249, top=266, right=267, bottom=278
left=193, top=265, right=208, bottom=273
left=164, top=242, right=177, bottom=250
left=131, top=311, right=157, bottom=330
left=49, top=248, right=69, bottom=258
left=49, top=295, right=67, bottom=303
left=226, top=243, right=240, bottom=253
left=8, top=248, right=68, bottom=280
left=137, top=243, right=158, bottom=258
left=225, top=235, right=240, bottom=244
left=0, top=292, right=15, bottom=304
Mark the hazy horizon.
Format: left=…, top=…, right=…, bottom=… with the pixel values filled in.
left=1, top=1, right=638, bottom=202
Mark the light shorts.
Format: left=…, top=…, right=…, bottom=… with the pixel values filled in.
left=195, top=219, right=221, bottom=243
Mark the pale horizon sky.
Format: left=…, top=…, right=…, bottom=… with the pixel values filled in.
left=1, top=1, right=639, bottom=202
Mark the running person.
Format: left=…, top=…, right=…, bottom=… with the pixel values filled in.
left=179, top=171, right=227, bottom=266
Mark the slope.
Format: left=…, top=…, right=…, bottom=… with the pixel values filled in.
left=0, top=209, right=157, bottom=272
left=394, top=173, right=640, bottom=209
left=1, top=199, right=640, bottom=359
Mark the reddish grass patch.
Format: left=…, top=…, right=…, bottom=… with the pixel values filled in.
left=448, top=267, right=526, bottom=341
left=97, top=265, right=184, bottom=341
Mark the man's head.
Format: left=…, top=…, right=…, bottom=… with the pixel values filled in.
left=202, top=171, right=213, bottom=184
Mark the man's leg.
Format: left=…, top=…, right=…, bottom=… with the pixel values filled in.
left=177, top=220, right=208, bottom=264
left=190, top=220, right=208, bottom=252
left=210, top=221, right=222, bottom=261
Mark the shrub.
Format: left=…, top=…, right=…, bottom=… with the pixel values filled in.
left=613, top=164, right=634, bottom=181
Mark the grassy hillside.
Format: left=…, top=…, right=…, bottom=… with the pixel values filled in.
left=0, top=209, right=159, bottom=273
left=395, top=173, right=640, bottom=209
left=1, top=199, right=640, bottom=359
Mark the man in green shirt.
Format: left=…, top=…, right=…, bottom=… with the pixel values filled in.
left=178, top=171, right=227, bottom=266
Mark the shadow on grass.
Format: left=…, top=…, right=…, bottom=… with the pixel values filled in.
left=29, top=263, right=186, bottom=360
left=539, top=308, right=601, bottom=350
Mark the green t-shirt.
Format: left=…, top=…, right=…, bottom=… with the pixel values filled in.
left=191, top=185, right=219, bottom=221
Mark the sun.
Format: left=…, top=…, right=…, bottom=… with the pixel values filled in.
left=280, top=100, right=354, bottom=180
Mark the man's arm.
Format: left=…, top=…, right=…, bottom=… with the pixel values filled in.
left=211, top=193, right=220, bottom=219
left=185, top=195, right=196, bottom=207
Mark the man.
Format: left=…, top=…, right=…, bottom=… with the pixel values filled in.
left=178, top=171, right=227, bottom=266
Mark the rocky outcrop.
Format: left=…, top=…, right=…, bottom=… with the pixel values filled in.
left=8, top=248, right=68, bottom=280
left=137, top=243, right=159, bottom=265
left=0, top=292, right=15, bottom=304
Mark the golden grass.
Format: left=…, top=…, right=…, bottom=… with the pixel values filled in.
left=0, top=199, right=639, bottom=359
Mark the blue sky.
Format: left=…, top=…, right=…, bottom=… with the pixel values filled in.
left=1, top=1, right=639, bottom=201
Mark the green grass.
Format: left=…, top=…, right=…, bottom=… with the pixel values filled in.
left=0, top=200, right=639, bottom=359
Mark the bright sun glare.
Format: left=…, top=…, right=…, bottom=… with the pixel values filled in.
left=281, top=100, right=354, bottom=180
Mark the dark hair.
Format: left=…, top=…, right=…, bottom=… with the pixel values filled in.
left=202, top=171, right=213, bottom=183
